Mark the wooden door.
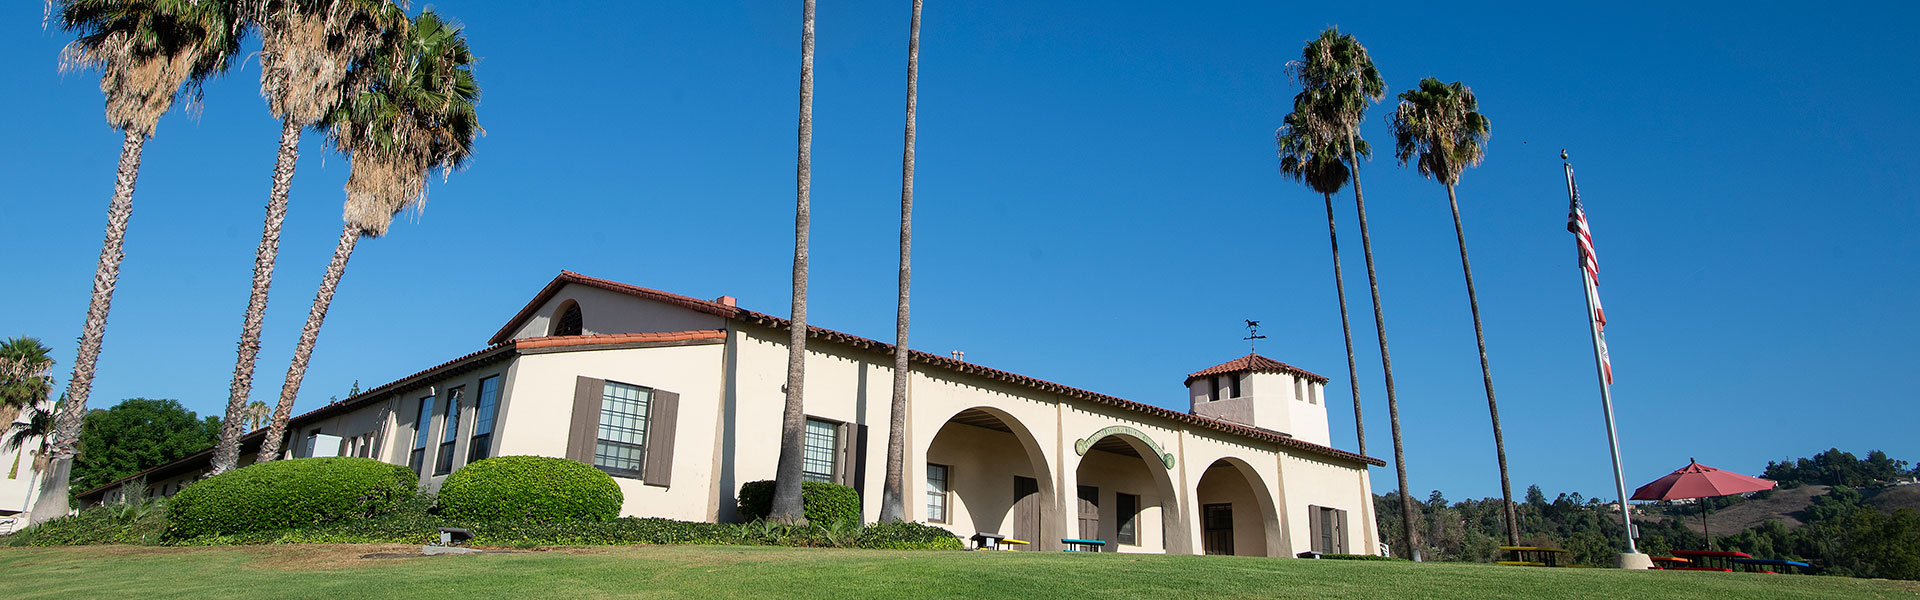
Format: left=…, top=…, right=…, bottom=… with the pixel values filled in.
left=1012, top=476, right=1040, bottom=543
left=1077, top=485, right=1101, bottom=540
left=1203, top=503, right=1235, bottom=555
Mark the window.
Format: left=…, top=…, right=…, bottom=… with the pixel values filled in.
left=1312, top=506, right=1348, bottom=554
left=1295, top=376, right=1307, bottom=402
left=1116, top=493, right=1140, bottom=545
left=410, top=395, right=434, bottom=474
left=553, top=302, right=583, bottom=337
left=1224, top=374, right=1241, bottom=399
left=802, top=418, right=839, bottom=483
left=926, top=464, right=951, bottom=523
left=1308, top=382, right=1319, bottom=404
left=468, top=376, right=501, bottom=463
left=593, top=382, right=651, bottom=477
left=435, top=387, right=463, bottom=476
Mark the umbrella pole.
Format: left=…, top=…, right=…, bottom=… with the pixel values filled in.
left=1702, top=502, right=1711, bottom=551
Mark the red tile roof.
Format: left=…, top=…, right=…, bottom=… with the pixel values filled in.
left=518, top=271, right=1380, bottom=467
left=1185, top=353, right=1328, bottom=385
left=514, top=330, right=726, bottom=349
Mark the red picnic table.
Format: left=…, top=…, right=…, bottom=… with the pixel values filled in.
left=1667, top=549, right=1751, bottom=571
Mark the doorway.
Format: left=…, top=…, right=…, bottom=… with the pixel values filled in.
left=1203, top=503, right=1234, bottom=555
left=1012, top=476, right=1041, bottom=543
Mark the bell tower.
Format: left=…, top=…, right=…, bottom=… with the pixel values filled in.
left=1185, top=353, right=1331, bottom=446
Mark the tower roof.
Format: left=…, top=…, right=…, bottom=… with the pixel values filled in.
left=1184, top=352, right=1328, bottom=385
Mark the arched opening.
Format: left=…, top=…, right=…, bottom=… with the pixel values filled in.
left=1194, top=457, right=1280, bottom=557
left=550, top=300, right=583, bottom=337
left=923, top=407, right=1055, bottom=548
left=1072, top=431, right=1185, bottom=553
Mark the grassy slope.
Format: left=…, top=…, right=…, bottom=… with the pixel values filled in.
left=2, top=545, right=1914, bottom=599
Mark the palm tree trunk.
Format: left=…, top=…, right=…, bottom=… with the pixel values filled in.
left=257, top=225, right=360, bottom=463
left=213, top=117, right=303, bottom=473
left=878, top=0, right=922, bottom=525
left=769, top=0, right=816, bottom=527
left=31, top=130, right=146, bottom=525
left=1322, top=192, right=1365, bottom=457
left=1347, top=130, right=1418, bottom=560
left=1445, top=183, right=1519, bottom=546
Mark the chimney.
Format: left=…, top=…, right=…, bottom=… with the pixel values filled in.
left=950, top=350, right=965, bottom=362
left=715, top=296, right=737, bottom=307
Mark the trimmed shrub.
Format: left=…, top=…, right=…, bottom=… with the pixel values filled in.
left=736, top=480, right=861, bottom=526
left=171, top=493, right=444, bottom=546
left=437, top=456, right=622, bottom=523
left=165, top=457, right=417, bottom=539
left=4, top=501, right=169, bottom=547
left=856, top=521, right=964, bottom=550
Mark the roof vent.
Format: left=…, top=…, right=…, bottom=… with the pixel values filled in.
left=715, top=296, right=737, bottom=307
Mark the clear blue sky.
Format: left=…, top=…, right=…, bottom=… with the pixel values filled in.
left=3, top=2, right=1916, bottom=502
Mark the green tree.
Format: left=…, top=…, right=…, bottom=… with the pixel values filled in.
left=35, top=0, right=244, bottom=526
left=1288, top=25, right=1411, bottom=559
left=1276, top=94, right=1371, bottom=458
left=769, top=0, right=817, bottom=526
left=211, top=0, right=405, bottom=475
left=878, top=0, right=922, bottom=524
left=1386, top=76, right=1512, bottom=546
left=257, top=9, right=480, bottom=464
left=72, top=398, right=220, bottom=494
left=1, top=337, right=56, bottom=427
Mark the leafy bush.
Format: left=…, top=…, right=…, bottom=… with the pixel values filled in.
left=5, top=481, right=170, bottom=547
left=855, top=521, right=963, bottom=550
left=171, top=493, right=444, bottom=546
left=437, top=456, right=622, bottom=523
left=165, top=457, right=417, bottom=539
left=736, top=480, right=861, bottom=526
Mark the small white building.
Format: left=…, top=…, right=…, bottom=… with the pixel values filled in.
left=80, top=271, right=1381, bottom=556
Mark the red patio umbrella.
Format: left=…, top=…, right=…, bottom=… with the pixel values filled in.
left=1631, top=458, right=1776, bottom=548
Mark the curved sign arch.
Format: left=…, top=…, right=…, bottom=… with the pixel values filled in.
left=1074, top=425, right=1176, bottom=470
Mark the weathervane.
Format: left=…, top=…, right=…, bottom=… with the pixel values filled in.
left=1244, top=320, right=1266, bottom=353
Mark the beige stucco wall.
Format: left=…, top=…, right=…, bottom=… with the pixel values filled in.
left=1279, top=452, right=1376, bottom=554
left=923, top=420, right=1040, bottom=540
left=499, top=342, right=727, bottom=521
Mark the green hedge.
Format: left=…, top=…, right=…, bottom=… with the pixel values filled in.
left=736, top=480, right=861, bottom=526
left=3, top=502, right=169, bottom=547
left=855, top=521, right=964, bottom=550
left=165, top=457, right=417, bottom=539
left=437, top=456, right=623, bottom=523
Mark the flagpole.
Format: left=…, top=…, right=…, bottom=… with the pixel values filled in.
left=1565, top=152, right=1638, bottom=557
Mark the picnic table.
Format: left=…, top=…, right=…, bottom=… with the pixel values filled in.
left=970, top=532, right=1006, bottom=551
left=1649, top=556, right=1692, bottom=570
left=1062, top=538, right=1107, bottom=552
left=1732, top=557, right=1812, bottom=575
left=1496, top=546, right=1569, bottom=567
left=1668, top=550, right=1751, bottom=571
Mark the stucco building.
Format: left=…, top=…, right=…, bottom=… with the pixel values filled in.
left=80, top=271, right=1382, bottom=556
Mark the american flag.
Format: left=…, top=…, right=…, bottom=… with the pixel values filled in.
left=1566, top=168, right=1612, bottom=383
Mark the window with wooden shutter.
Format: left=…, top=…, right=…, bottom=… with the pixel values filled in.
left=567, top=376, right=680, bottom=487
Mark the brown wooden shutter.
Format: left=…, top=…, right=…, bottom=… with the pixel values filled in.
left=1308, top=506, right=1324, bottom=553
left=642, top=389, right=679, bottom=488
left=851, top=424, right=869, bottom=494
left=1334, top=509, right=1348, bottom=554
left=567, top=377, right=606, bottom=464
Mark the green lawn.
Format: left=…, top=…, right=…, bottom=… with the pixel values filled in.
left=2, top=545, right=1914, bottom=599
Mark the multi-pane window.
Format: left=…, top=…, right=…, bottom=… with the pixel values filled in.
left=926, top=464, right=950, bottom=523
left=410, top=395, right=434, bottom=474
left=593, top=382, right=651, bottom=476
left=435, top=387, right=463, bottom=475
left=468, top=376, right=501, bottom=463
left=802, top=418, right=839, bottom=483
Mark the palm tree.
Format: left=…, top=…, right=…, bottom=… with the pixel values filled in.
left=34, top=0, right=244, bottom=526
left=5, top=403, right=56, bottom=482
left=878, top=0, right=922, bottom=524
left=1276, top=96, right=1369, bottom=458
left=256, top=9, right=480, bottom=463
left=243, top=400, right=272, bottom=431
left=1287, top=26, right=1419, bottom=559
left=211, top=0, right=403, bottom=475
left=769, top=0, right=816, bottom=526
left=1, top=337, right=56, bottom=427
left=1388, top=77, right=1513, bottom=545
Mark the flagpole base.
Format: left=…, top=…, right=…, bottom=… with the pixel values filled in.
left=1615, top=552, right=1653, bottom=570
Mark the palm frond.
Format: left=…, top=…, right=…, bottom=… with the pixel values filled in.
left=51, top=0, right=245, bottom=135
left=1387, top=77, right=1491, bottom=186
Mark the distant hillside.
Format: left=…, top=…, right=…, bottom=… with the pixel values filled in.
left=1635, top=483, right=1920, bottom=535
